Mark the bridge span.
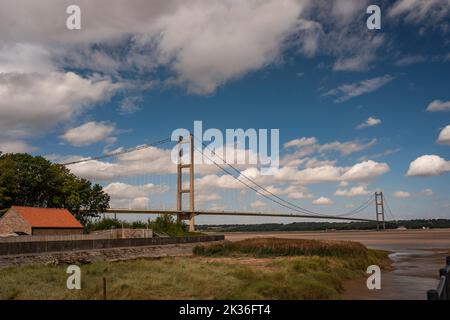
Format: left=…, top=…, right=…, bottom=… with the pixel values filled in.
left=105, top=209, right=378, bottom=223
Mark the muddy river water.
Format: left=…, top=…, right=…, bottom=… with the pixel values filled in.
left=223, top=229, right=450, bottom=300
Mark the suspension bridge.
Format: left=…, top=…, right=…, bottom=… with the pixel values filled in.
left=61, top=134, right=395, bottom=232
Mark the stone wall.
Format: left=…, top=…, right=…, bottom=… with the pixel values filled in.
left=0, top=235, right=224, bottom=256
left=0, top=241, right=224, bottom=268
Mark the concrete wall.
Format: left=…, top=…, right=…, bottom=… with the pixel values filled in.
left=0, top=208, right=31, bottom=235
left=0, top=235, right=225, bottom=256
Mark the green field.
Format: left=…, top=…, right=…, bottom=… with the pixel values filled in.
left=0, top=238, right=389, bottom=300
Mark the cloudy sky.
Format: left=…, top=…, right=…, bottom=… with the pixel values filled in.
left=1, top=0, right=450, bottom=223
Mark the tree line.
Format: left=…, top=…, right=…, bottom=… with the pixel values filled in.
left=0, top=153, right=109, bottom=224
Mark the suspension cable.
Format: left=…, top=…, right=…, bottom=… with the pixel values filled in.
left=194, top=139, right=374, bottom=219
left=194, top=135, right=374, bottom=218
left=59, top=137, right=172, bottom=166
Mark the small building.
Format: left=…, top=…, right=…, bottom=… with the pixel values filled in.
left=0, top=206, right=84, bottom=236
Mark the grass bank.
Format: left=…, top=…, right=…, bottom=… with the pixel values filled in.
left=0, top=238, right=388, bottom=300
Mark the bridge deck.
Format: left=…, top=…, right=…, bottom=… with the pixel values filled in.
left=105, top=209, right=377, bottom=223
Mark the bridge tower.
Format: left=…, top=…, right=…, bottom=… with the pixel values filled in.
left=177, top=134, right=195, bottom=232
left=375, top=191, right=385, bottom=230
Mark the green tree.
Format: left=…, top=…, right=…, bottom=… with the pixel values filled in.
left=0, top=153, right=110, bottom=224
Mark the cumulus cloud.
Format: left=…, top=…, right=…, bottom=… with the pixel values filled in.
left=393, top=190, right=411, bottom=198
left=0, top=0, right=397, bottom=99
left=104, top=182, right=169, bottom=199
left=341, top=160, right=390, bottom=181
left=104, top=182, right=169, bottom=209
left=312, top=196, right=334, bottom=205
left=407, top=155, right=450, bottom=176
left=61, top=121, right=116, bottom=146
left=437, top=125, right=450, bottom=145
left=66, top=146, right=177, bottom=180
left=0, top=72, right=122, bottom=137
left=426, top=100, right=450, bottom=112
left=250, top=200, right=266, bottom=209
left=356, top=117, right=382, bottom=129
left=196, top=192, right=222, bottom=204
left=324, top=75, right=394, bottom=102
left=152, top=0, right=306, bottom=94
left=0, top=140, right=36, bottom=154
left=335, top=185, right=371, bottom=197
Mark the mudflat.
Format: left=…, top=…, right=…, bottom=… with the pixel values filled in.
left=222, top=229, right=450, bottom=300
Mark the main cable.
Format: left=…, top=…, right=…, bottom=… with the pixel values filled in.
left=59, top=137, right=172, bottom=166
left=194, top=135, right=374, bottom=218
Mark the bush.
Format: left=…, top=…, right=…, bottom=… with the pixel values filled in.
left=85, top=215, right=189, bottom=237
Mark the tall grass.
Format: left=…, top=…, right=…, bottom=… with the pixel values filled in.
left=193, top=237, right=369, bottom=258
left=0, top=238, right=389, bottom=300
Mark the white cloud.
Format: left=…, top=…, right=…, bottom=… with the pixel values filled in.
left=259, top=185, right=312, bottom=200
left=0, top=43, right=54, bottom=73
left=104, top=182, right=169, bottom=199
left=388, top=0, right=450, bottom=24
left=393, top=190, right=411, bottom=198
left=394, top=55, right=427, bottom=66
left=118, top=96, right=142, bottom=115
left=312, top=196, right=334, bottom=205
left=335, top=185, right=371, bottom=197
left=0, top=72, right=122, bottom=137
left=0, top=140, right=36, bottom=154
left=0, top=0, right=392, bottom=98
left=284, top=137, right=318, bottom=149
left=426, top=100, right=450, bottom=112
left=153, top=0, right=307, bottom=94
left=196, top=192, right=222, bottom=204
left=437, top=125, right=450, bottom=145
left=324, top=75, right=394, bottom=103
left=356, top=117, right=381, bottom=129
left=407, top=155, right=450, bottom=176
left=66, top=146, right=177, bottom=180
left=319, top=139, right=377, bottom=156
left=61, top=121, right=116, bottom=147
left=250, top=200, right=266, bottom=209
left=341, top=160, right=390, bottom=181
left=332, top=34, right=385, bottom=72
left=282, top=137, right=377, bottom=166
left=104, top=182, right=169, bottom=209
left=418, top=188, right=433, bottom=196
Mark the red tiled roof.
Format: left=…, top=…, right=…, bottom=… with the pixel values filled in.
left=12, top=206, right=84, bottom=228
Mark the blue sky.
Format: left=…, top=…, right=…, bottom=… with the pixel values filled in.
left=0, top=0, right=449, bottom=223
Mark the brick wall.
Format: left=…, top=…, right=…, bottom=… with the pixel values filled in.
left=0, top=208, right=31, bottom=235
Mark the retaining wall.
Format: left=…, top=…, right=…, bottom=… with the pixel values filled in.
left=0, top=235, right=224, bottom=256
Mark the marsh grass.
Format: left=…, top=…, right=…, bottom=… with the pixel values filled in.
left=193, top=237, right=370, bottom=258
left=0, top=238, right=389, bottom=300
